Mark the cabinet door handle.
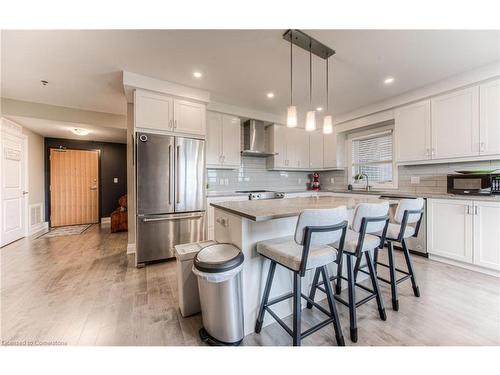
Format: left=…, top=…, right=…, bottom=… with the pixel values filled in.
left=169, top=120, right=173, bottom=129
left=479, top=142, right=485, bottom=152
left=474, top=206, right=478, bottom=215
left=466, top=205, right=470, bottom=215
left=174, top=120, right=177, bottom=129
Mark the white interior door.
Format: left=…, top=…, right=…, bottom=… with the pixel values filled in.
left=1, top=131, right=27, bottom=246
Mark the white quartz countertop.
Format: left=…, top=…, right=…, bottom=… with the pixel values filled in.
left=210, top=196, right=383, bottom=221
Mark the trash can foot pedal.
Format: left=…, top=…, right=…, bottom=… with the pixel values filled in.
left=199, top=327, right=242, bottom=346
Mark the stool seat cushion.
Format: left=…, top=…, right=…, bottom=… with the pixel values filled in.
left=334, top=229, right=380, bottom=254
left=256, top=236, right=336, bottom=271
left=385, top=223, right=415, bottom=240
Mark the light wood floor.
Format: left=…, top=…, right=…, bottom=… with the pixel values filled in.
left=1, top=224, right=499, bottom=346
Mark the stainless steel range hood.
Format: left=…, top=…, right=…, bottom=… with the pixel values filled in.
left=241, top=119, right=276, bottom=157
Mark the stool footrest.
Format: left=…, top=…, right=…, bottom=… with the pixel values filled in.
left=375, top=261, right=411, bottom=276
left=266, top=292, right=294, bottom=307
left=377, top=274, right=411, bottom=285
left=334, top=292, right=377, bottom=308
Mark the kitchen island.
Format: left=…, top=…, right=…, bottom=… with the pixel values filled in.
left=211, top=196, right=383, bottom=336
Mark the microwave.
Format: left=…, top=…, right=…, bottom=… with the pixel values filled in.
left=447, top=173, right=500, bottom=195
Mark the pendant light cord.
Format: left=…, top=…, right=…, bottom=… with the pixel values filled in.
left=326, top=58, right=329, bottom=112
left=290, top=30, right=293, bottom=106
left=309, top=41, right=312, bottom=106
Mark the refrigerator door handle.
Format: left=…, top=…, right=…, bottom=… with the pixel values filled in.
left=176, top=145, right=181, bottom=204
left=141, top=213, right=204, bottom=222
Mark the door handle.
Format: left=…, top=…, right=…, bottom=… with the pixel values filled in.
left=474, top=206, right=478, bottom=215
left=168, top=144, right=172, bottom=204
left=22, top=191, right=29, bottom=195
left=142, top=214, right=204, bottom=222
left=176, top=145, right=181, bottom=204
left=90, top=187, right=97, bottom=190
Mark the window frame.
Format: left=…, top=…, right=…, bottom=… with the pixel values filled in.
left=347, top=125, right=398, bottom=190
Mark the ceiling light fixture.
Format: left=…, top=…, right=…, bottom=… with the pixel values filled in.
left=316, top=107, right=323, bottom=112
left=71, top=128, right=90, bottom=136
left=267, top=92, right=275, bottom=98
left=193, top=71, right=202, bottom=78
left=384, top=76, right=394, bottom=85
left=286, top=30, right=297, bottom=128
left=305, top=41, right=316, bottom=132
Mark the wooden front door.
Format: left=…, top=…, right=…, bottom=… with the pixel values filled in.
left=50, top=149, right=99, bottom=227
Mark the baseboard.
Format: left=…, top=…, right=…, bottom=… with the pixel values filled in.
left=101, top=217, right=111, bottom=224
left=29, top=221, right=48, bottom=236
left=429, top=254, right=500, bottom=277
left=127, top=243, right=136, bottom=255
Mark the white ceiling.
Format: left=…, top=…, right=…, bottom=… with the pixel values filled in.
left=2, top=30, right=500, bottom=120
left=7, top=116, right=127, bottom=143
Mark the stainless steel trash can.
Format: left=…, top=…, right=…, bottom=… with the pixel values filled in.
left=193, top=243, right=244, bottom=346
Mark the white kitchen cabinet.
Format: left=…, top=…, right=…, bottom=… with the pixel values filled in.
left=173, top=99, right=206, bottom=136
left=206, top=195, right=248, bottom=240
left=431, top=86, right=479, bottom=159
left=135, top=90, right=174, bottom=131
left=309, top=131, right=324, bottom=169
left=206, top=112, right=241, bottom=169
left=323, top=132, right=338, bottom=169
left=267, top=124, right=289, bottom=169
left=290, top=128, right=309, bottom=169
left=473, top=200, right=500, bottom=271
left=395, top=100, right=431, bottom=162
left=479, top=79, right=500, bottom=156
left=427, top=198, right=474, bottom=263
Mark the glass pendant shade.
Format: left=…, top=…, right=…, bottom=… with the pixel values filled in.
left=305, top=110, right=316, bottom=131
left=286, top=106, right=298, bottom=127
left=322, top=115, right=333, bottom=134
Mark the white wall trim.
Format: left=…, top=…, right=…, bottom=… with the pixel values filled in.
left=334, top=61, right=500, bottom=126
left=101, top=217, right=111, bottom=224
left=127, top=243, right=136, bottom=255
left=29, top=221, right=48, bottom=236
left=123, top=71, right=210, bottom=104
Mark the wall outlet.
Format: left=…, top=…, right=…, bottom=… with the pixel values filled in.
left=411, top=176, right=420, bottom=184
left=330, top=177, right=335, bottom=184
left=113, top=177, right=118, bottom=183
left=298, top=178, right=302, bottom=184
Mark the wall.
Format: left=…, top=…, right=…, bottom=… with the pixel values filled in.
left=21, top=126, right=45, bottom=207
left=320, top=160, right=500, bottom=194
left=126, top=104, right=135, bottom=247
left=207, top=156, right=313, bottom=192
left=44, top=138, right=127, bottom=220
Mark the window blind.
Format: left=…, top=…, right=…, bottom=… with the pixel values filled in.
left=351, top=132, right=393, bottom=184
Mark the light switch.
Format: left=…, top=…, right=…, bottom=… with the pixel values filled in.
left=113, top=178, right=118, bottom=183
left=411, top=176, right=420, bottom=184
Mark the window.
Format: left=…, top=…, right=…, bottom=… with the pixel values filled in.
left=348, top=128, right=397, bottom=189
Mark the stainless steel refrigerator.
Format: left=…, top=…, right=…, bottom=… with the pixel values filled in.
left=136, top=132, right=206, bottom=265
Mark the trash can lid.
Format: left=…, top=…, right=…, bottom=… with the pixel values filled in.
left=174, top=240, right=217, bottom=261
left=193, top=243, right=244, bottom=273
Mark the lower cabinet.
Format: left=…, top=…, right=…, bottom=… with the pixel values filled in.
left=206, top=195, right=248, bottom=240
left=427, top=198, right=500, bottom=273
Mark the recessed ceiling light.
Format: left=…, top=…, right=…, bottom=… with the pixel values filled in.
left=316, top=107, right=323, bottom=111
left=193, top=71, right=202, bottom=78
left=384, top=77, right=395, bottom=85
left=71, top=128, right=90, bottom=136
left=267, top=92, right=275, bottom=99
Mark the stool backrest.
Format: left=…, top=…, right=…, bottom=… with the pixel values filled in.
left=351, top=202, right=390, bottom=234
left=395, top=198, right=424, bottom=224
left=294, top=206, right=348, bottom=247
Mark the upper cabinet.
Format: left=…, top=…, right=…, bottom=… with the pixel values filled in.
left=395, top=100, right=431, bottom=163
left=431, top=86, right=479, bottom=159
left=479, top=79, right=500, bottom=156
left=267, top=124, right=288, bottom=169
left=309, top=131, right=324, bottom=169
left=323, top=132, right=339, bottom=169
left=135, top=90, right=174, bottom=131
left=134, top=90, right=206, bottom=137
left=206, top=111, right=241, bottom=169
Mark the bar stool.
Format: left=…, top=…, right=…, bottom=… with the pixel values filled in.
left=254, top=207, right=348, bottom=346
left=365, top=198, right=424, bottom=311
left=308, top=202, right=390, bottom=343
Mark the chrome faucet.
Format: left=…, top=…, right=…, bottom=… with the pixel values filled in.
left=359, top=173, right=370, bottom=191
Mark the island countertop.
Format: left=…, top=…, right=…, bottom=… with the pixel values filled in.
left=210, top=196, right=384, bottom=221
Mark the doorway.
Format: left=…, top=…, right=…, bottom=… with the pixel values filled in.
left=49, top=148, right=99, bottom=227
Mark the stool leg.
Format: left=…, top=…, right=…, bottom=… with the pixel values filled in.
left=292, top=272, right=302, bottom=346
left=353, top=256, right=362, bottom=281
left=402, top=239, right=420, bottom=297
left=346, top=255, right=358, bottom=343
left=321, top=266, right=345, bottom=346
left=306, top=268, right=321, bottom=309
left=335, top=251, right=343, bottom=295
left=373, top=247, right=379, bottom=273
left=365, top=251, right=386, bottom=321
left=255, top=260, right=276, bottom=333
left=387, top=241, right=399, bottom=311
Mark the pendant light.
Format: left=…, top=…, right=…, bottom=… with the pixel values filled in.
left=323, top=57, right=333, bottom=134
left=305, top=40, right=316, bottom=132
left=286, top=30, right=297, bottom=128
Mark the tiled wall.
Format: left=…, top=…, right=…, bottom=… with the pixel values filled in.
left=320, top=159, right=500, bottom=194
left=207, top=157, right=312, bottom=192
